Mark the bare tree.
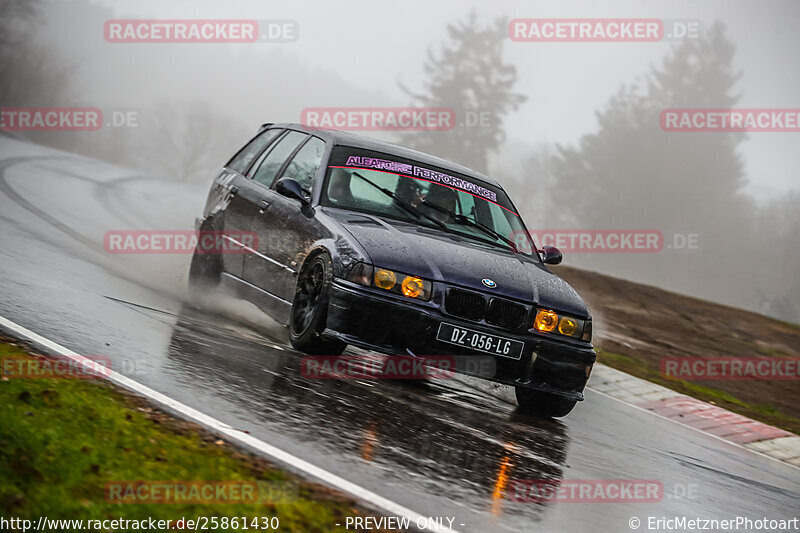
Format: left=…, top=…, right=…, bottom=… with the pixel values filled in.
left=133, top=101, right=249, bottom=182
left=755, top=192, right=800, bottom=322
left=0, top=0, right=73, bottom=106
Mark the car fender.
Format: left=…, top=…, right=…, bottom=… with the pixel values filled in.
left=297, top=208, right=373, bottom=279
left=298, top=235, right=370, bottom=281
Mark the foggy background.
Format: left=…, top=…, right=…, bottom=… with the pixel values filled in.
left=2, top=0, right=799, bottom=323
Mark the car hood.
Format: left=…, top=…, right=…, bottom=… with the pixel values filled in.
left=326, top=209, right=589, bottom=318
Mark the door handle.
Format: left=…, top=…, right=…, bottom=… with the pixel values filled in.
left=259, top=200, right=271, bottom=213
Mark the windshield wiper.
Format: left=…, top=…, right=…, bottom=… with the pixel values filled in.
left=349, top=172, right=451, bottom=233
left=420, top=199, right=520, bottom=254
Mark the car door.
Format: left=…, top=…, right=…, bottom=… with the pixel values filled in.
left=207, top=128, right=283, bottom=278
left=244, top=134, right=327, bottom=302
left=239, top=130, right=310, bottom=297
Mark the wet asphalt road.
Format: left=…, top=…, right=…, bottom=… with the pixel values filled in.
left=0, top=136, right=798, bottom=532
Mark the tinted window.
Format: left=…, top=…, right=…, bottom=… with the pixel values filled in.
left=282, top=137, right=326, bottom=192
left=322, top=147, right=535, bottom=256
left=226, top=129, right=282, bottom=174
left=250, top=131, right=307, bottom=188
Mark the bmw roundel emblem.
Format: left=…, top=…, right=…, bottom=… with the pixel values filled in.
left=482, top=278, right=497, bottom=288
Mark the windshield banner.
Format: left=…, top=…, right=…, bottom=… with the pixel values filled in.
left=344, top=155, right=498, bottom=202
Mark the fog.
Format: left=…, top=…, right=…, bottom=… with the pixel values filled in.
left=2, top=0, right=799, bottom=322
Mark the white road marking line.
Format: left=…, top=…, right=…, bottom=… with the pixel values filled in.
left=0, top=315, right=461, bottom=533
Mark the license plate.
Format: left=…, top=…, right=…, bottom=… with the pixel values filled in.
left=436, top=323, right=524, bottom=360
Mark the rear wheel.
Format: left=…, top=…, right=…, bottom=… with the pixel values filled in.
left=515, top=387, right=577, bottom=418
left=289, top=253, right=346, bottom=355
left=188, top=226, right=222, bottom=297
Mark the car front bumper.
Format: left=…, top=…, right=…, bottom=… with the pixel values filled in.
left=324, top=279, right=596, bottom=401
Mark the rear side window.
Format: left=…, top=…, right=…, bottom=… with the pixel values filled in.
left=250, top=131, right=307, bottom=188
left=282, top=137, right=326, bottom=192
left=226, top=128, right=282, bottom=174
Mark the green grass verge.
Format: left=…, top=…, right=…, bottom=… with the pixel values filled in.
left=0, top=340, right=371, bottom=531
left=595, top=349, right=800, bottom=435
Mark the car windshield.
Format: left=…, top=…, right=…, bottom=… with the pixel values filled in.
left=321, top=147, right=536, bottom=256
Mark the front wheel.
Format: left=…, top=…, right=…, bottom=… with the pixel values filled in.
left=289, top=253, right=346, bottom=355
left=515, top=387, right=577, bottom=418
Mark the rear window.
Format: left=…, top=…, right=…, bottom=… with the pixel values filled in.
left=226, top=128, right=282, bottom=174
left=249, top=131, right=308, bottom=187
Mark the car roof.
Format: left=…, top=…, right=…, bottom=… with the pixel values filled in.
left=261, top=122, right=503, bottom=188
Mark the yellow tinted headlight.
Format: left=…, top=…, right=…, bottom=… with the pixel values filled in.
left=374, top=269, right=397, bottom=290
left=558, top=317, right=578, bottom=336
left=370, top=266, right=431, bottom=301
left=534, top=309, right=559, bottom=332
left=401, top=276, right=425, bottom=298
left=533, top=309, right=587, bottom=339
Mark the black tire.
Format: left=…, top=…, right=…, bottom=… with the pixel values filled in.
left=289, top=253, right=346, bottom=355
left=515, top=387, right=577, bottom=418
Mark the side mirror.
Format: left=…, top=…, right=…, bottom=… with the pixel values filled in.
left=540, top=245, right=563, bottom=265
left=275, top=177, right=309, bottom=205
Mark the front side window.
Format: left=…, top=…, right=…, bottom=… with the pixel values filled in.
left=249, top=130, right=307, bottom=187
left=226, top=128, right=282, bottom=174
left=282, top=136, right=326, bottom=192
left=321, top=147, right=535, bottom=256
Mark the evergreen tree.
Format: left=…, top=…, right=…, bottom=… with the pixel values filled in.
left=547, top=22, right=756, bottom=307
left=399, top=12, right=525, bottom=174
left=550, top=22, right=749, bottom=231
